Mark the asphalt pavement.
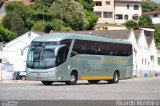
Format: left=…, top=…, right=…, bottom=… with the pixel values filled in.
left=0, top=77, right=160, bottom=100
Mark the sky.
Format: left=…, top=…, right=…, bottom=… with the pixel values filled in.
left=154, top=0, right=160, bottom=3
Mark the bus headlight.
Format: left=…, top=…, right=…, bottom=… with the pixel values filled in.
left=48, top=71, right=53, bottom=74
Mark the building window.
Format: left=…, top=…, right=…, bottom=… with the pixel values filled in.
left=106, top=1, right=110, bottom=5
left=124, top=15, right=128, bottom=20
left=127, top=4, right=129, bottom=9
left=151, top=56, right=154, bottom=62
left=104, top=27, right=108, bottom=30
left=158, top=57, right=160, bottom=65
left=103, top=12, right=112, bottom=18
left=95, top=1, right=102, bottom=6
left=132, top=14, right=139, bottom=21
left=94, top=11, right=102, bottom=18
left=134, top=5, right=139, bottom=10
left=142, top=58, right=144, bottom=65
left=116, top=14, right=123, bottom=20
left=153, top=14, right=158, bottom=17
left=144, top=30, right=152, bottom=38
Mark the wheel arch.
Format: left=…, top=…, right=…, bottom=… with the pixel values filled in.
left=71, top=70, right=78, bottom=76
left=114, top=70, right=120, bottom=77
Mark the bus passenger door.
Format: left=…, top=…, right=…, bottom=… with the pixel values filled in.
left=56, top=46, right=69, bottom=80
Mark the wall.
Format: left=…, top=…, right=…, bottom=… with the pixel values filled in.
left=150, top=14, right=160, bottom=24
left=94, top=0, right=115, bottom=24
left=115, top=2, right=142, bottom=24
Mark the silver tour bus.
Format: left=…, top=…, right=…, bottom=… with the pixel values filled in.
left=26, top=33, right=132, bottom=85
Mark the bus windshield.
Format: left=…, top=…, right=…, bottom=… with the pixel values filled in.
left=27, top=42, right=59, bottom=69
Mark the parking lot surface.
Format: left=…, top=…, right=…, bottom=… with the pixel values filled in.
left=0, top=78, right=160, bottom=100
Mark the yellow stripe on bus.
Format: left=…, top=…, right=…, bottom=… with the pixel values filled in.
left=81, top=76, right=113, bottom=80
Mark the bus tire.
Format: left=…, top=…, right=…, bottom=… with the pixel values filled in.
left=108, top=71, right=119, bottom=84
left=41, top=81, right=53, bottom=85
left=21, top=75, right=26, bottom=81
left=65, top=72, right=78, bottom=85
left=88, top=80, right=99, bottom=84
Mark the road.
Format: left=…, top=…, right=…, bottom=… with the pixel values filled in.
left=0, top=78, right=160, bottom=100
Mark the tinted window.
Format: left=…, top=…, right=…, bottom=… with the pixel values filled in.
left=72, top=40, right=132, bottom=56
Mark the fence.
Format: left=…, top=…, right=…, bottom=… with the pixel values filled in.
left=132, top=70, right=160, bottom=78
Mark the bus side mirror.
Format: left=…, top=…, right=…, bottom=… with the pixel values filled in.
left=70, top=51, right=78, bottom=57
left=21, top=50, right=24, bottom=56
left=55, top=45, right=66, bottom=56
left=21, top=46, right=29, bottom=56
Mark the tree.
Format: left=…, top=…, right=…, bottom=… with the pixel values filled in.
left=50, top=0, right=87, bottom=31
left=142, top=0, right=160, bottom=12
left=30, top=0, right=98, bottom=31
left=76, top=0, right=98, bottom=30
left=138, top=15, right=153, bottom=27
left=44, top=19, right=64, bottom=32
left=125, top=20, right=138, bottom=29
left=2, top=0, right=98, bottom=37
left=2, top=1, right=28, bottom=36
left=2, top=11, right=25, bottom=36
left=155, top=25, right=160, bottom=47
left=32, top=21, right=45, bottom=32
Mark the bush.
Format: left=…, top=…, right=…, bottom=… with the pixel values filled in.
left=62, top=27, right=73, bottom=32
left=125, top=20, right=138, bottom=29
left=32, top=21, right=45, bottom=32
left=138, top=15, right=153, bottom=27
left=0, top=25, right=16, bottom=42
left=155, top=25, right=160, bottom=46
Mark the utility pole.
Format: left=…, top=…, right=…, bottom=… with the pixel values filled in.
left=0, top=64, right=2, bottom=81
left=0, top=43, right=2, bottom=81
left=61, top=10, right=63, bottom=31
left=43, top=3, right=44, bottom=24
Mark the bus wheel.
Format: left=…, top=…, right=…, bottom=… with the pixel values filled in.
left=88, top=80, right=99, bottom=84
left=108, top=71, right=119, bottom=84
left=21, top=75, right=26, bottom=81
left=41, top=81, right=53, bottom=85
left=65, top=72, right=78, bottom=85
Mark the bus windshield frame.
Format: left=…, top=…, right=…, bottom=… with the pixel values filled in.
left=26, top=41, right=59, bottom=69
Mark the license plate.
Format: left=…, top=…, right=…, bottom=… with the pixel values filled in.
left=35, top=77, right=41, bottom=80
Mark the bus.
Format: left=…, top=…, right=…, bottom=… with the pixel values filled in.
left=26, top=33, right=132, bottom=85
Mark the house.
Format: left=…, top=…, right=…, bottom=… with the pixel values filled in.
left=157, top=47, right=160, bottom=71
left=74, top=28, right=158, bottom=77
left=143, top=11, right=160, bottom=24
left=93, top=0, right=142, bottom=24
left=134, top=28, right=157, bottom=77
left=0, top=31, right=40, bottom=80
left=94, top=0, right=115, bottom=24
left=115, top=0, right=142, bottom=24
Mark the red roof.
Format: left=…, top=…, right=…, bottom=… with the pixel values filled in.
left=23, top=1, right=33, bottom=6
left=143, top=11, right=160, bottom=15
left=115, top=0, right=142, bottom=3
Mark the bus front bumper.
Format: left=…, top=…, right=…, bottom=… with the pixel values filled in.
left=26, top=68, right=58, bottom=81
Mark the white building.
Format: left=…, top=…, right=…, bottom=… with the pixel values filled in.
left=115, top=0, right=142, bottom=24
left=143, top=11, right=160, bottom=24
left=133, top=28, right=158, bottom=77
left=0, top=31, right=40, bottom=73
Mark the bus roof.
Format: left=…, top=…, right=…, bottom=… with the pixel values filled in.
left=33, top=33, right=131, bottom=44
